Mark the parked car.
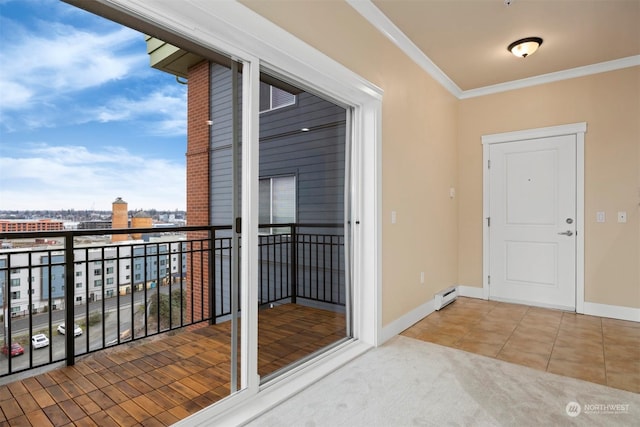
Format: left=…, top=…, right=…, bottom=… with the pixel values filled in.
left=1, top=343, right=25, bottom=357
left=31, top=334, right=50, bottom=349
left=57, top=323, right=83, bottom=337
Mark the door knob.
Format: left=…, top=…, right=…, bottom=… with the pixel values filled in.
left=558, top=230, right=573, bottom=236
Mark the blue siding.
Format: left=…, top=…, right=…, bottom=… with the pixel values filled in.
left=41, top=255, right=65, bottom=299
left=209, top=64, right=347, bottom=226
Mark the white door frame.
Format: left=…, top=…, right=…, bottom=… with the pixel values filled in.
left=482, top=123, right=586, bottom=313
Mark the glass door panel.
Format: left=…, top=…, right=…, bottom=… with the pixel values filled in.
left=257, top=71, right=351, bottom=381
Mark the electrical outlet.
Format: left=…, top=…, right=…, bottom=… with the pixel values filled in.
left=596, top=211, right=605, bottom=223
left=391, top=211, right=397, bottom=224
left=618, top=211, right=627, bottom=223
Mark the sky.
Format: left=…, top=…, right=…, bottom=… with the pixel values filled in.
left=0, top=0, right=187, bottom=211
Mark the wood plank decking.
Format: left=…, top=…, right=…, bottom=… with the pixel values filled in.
left=0, top=304, right=346, bottom=426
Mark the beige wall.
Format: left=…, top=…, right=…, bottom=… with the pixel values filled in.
left=242, top=0, right=460, bottom=325
left=458, top=67, right=640, bottom=309
left=243, top=1, right=639, bottom=318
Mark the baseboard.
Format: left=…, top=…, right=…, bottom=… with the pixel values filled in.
left=583, top=302, right=640, bottom=322
left=380, top=298, right=435, bottom=344
left=457, top=285, right=486, bottom=300
left=380, top=285, right=488, bottom=343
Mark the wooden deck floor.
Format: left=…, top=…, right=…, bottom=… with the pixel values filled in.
left=0, top=304, right=346, bottom=426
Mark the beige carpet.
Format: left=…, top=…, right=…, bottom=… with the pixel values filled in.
left=246, top=335, right=639, bottom=426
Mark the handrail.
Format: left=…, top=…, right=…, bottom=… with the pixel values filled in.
left=0, top=223, right=344, bottom=377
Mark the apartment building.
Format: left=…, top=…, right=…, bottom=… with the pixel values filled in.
left=0, top=237, right=187, bottom=316
left=0, top=219, right=64, bottom=232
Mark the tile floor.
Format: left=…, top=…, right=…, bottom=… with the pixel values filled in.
left=401, top=297, right=640, bottom=393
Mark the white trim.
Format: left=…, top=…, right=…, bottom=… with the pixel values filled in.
left=482, top=122, right=587, bottom=145
left=241, top=54, right=261, bottom=391
left=460, top=56, right=640, bottom=99
left=380, top=299, right=435, bottom=344
left=457, top=285, right=486, bottom=300
left=379, top=285, right=486, bottom=343
left=482, top=123, right=586, bottom=313
left=345, top=0, right=462, bottom=98
left=583, top=302, right=640, bottom=323
left=347, top=1, right=640, bottom=99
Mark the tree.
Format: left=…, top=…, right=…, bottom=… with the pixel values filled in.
left=147, top=289, right=186, bottom=330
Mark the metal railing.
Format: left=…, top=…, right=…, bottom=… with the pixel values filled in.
left=0, top=223, right=344, bottom=377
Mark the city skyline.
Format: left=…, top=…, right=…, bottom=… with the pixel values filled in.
left=0, top=0, right=187, bottom=211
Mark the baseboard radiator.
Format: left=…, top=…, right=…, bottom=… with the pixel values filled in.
left=434, top=286, right=458, bottom=310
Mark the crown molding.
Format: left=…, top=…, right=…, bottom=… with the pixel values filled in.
left=345, top=0, right=463, bottom=98
left=348, top=0, right=640, bottom=100
left=460, top=55, right=640, bottom=99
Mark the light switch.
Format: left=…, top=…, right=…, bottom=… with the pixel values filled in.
left=596, top=212, right=605, bottom=223
left=618, top=211, right=627, bottom=223
left=391, top=211, right=397, bottom=224
left=449, top=187, right=456, bottom=199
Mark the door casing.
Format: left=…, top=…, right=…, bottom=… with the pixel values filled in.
left=482, top=123, right=586, bottom=313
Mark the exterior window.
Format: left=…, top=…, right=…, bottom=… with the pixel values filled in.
left=10, top=278, right=20, bottom=287
left=94, top=261, right=101, bottom=266
left=259, top=175, right=296, bottom=231
left=125, top=275, right=130, bottom=280
left=94, top=269, right=102, bottom=275
left=106, top=267, right=114, bottom=274
left=160, top=259, right=166, bottom=266
left=259, top=83, right=295, bottom=113
left=10, top=291, right=20, bottom=299
left=134, top=264, right=141, bottom=271
left=94, top=279, right=102, bottom=287
left=125, top=265, right=130, bottom=270
left=76, top=271, right=82, bottom=277
left=76, top=283, right=82, bottom=288
left=76, top=296, right=82, bottom=302
left=106, top=278, right=114, bottom=285
left=10, top=269, right=19, bottom=274
left=10, top=307, right=20, bottom=314
left=106, top=290, right=114, bottom=297
left=134, top=274, right=141, bottom=281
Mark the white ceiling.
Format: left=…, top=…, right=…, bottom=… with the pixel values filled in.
left=358, top=0, right=640, bottom=94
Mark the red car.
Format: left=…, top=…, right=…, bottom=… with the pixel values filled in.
left=1, top=343, right=25, bottom=357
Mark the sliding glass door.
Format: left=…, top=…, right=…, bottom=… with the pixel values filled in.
left=256, top=71, right=352, bottom=381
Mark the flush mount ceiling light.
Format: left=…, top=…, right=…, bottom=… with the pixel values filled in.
left=508, top=37, right=543, bottom=58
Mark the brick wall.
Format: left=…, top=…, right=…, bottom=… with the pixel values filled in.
left=186, top=60, right=210, bottom=325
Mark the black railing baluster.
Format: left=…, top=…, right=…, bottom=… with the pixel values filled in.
left=64, top=233, right=75, bottom=366
left=208, top=230, right=214, bottom=325
left=0, top=223, right=344, bottom=378
left=290, top=224, right=297, bottom=305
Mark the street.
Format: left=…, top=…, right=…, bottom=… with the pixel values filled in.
left=1, top=283, right=185, bottom=376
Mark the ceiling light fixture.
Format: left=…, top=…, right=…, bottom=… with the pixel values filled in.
left=508, top=37, right=543, bottom=58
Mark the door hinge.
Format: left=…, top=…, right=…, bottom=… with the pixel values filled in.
left=488, top=159, right=491, bottom=169
left=487, top=217, right=491, bottom=227
left=488, top=275, right=491, bottom=285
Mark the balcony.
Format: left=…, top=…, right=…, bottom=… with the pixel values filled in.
left=0, top=224, right=346, bottom=380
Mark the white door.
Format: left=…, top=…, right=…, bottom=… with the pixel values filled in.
left=488, top=135, right=576, bottom=310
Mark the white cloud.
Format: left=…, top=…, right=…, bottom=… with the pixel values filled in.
left=0, top=143, right=185, bottom=210
left=1, top=23, right=145, bottom=99
left=89, top=86, right=187, bottom=136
